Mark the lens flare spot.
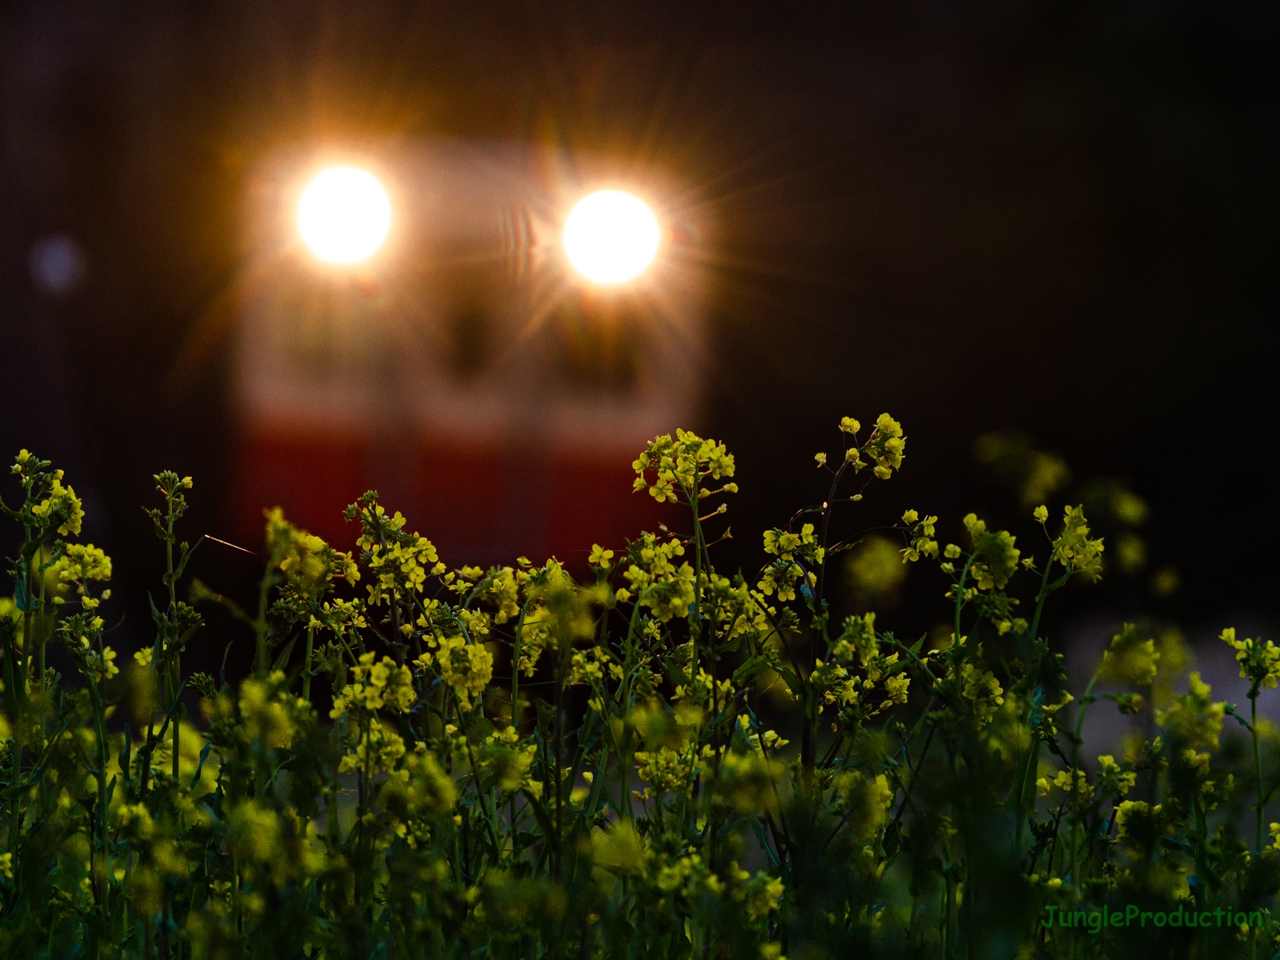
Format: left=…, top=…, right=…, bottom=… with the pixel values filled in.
left=298, top=167, right=391, bottom=264
left=563, top=190, right=660, bottom=284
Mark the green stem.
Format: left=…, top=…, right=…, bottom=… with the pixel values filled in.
left=7, top=536, right=36, bottom=853
left=167, top=515, right=179, bottom=783
left=1026, top=544, right=1058, bottom=644
left=37, top=550, right=47, bottom=695
left=553, top=649, right=564, bottom=879
left=327, top=722, right=342, bottom=855
left=1071, top=670, right=1101, bottom=768
left=1058, top=673, right=1103, bottom=903
left=87, top=677, right=112, bottom=913
left=813, top=458, right=850, bottom=612
left=302, top=623, right=316, bottom=703
left=801, top=459, right=851, bottom=794
left=1012, top=733, right=1041, bottom=858
left=688, top=491, right=705, bottom=682
left=465, top=740, right=503, bottom=858
left=952, top=560, right=971, bottom=656
left=511, top=606, right=525, bottom=734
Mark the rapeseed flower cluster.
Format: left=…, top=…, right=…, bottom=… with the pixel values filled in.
left=239, top=670, right=307, bottom=748
left=1221, top=627, right=1280, bottom=693
left=833, top=770, right=894, bottom=842
left=1099, top=623, right=1160, bottom=687
left=899, top=510, right=938, bottom=563
left=715, top=751, right=787, bottom=814
left=52, top=543, right=112, bottom=589
left=634, top=744, right=706, bottom=800
left=30, top=471, right=84, bottom=537
left=956, top=654, right=1005, bottom=726
left=1053, top=504, right=1105, bottom=582
left=332, top=652, right=416, bottom=719
left=430, top=635, right=493, bottom=711
left=618, top=533, right=696, bottom=620
left=380, top=747, right=457, bottom=822
left=863, top=413, right=907, bottom=480
left=763, top=523, right=824, bottom=566
left=1158, top=673, right=1225, bottom=750
left=962, top=514, right=1020, bottom=591
left=631, top=429, right=737, bottom=505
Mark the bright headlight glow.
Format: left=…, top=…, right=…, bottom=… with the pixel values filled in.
left=297, top=167, right=391, bottom=264
left=563, top=190, right=660, bottom=284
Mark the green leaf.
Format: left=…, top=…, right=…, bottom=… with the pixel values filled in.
left=733, top=657, right=770, bottom=687
left=272, top=636, right=299, bottom=673
left=749, top=817, right=780, bottom=868
left=777, top=667, right=804, bottom=699
left=172, top=535, right=203, bottom=583
left=466, top=715, right=495, bottom=742
left=522, top=788, right=558, bottom=849
left=189, top=742, right=213, bottom=790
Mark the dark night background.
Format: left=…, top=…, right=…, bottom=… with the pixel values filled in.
left=2, top=0, right=1277, bottom=697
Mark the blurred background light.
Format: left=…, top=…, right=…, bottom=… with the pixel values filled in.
left=29, top=234, right=87, bottom=296
left=563, top=190, right=659, bottom=283
left=229, top=139, right=703, bottom=564
left=297, top=167, right=391, bottom=264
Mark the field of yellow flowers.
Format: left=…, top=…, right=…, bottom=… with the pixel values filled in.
left=3, top=417, right=1279, bottom=959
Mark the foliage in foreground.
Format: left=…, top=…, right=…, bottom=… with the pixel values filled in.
left=2, top=417, right=1279, bottom=959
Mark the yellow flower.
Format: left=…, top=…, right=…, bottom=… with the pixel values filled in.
left=763, top=525, right=816, bottom=563
left=963, top=517, right=1020, bottom=590
left=622, top=534, right=699, bottom=621
left=32, top=473, right=84, bottom=536
left=632, top=430, right=736, bottom=505
left=863, top=413, right=906, bottom=480
left=1053, top=505, right=1104, bottom=582
left=1099, top=623, right=1160, bottom=687
left=1221, top=627, right=1280, bottom=692
left=1157, top=673, right=1225, bottom=750
left=54, top=544, right=112, bottom=584
left=832, top=771, right=894, bottom=842
left=716, top=752, right=787, bottom=814
left=1098, top=755, right=1136, bottom=797
left=634, top=745, right=704, bottom=799
left=745, top=874, right=785, bottom=921
left=592, top=820, right=648, bottom=876
left=238, top=672, right=301, bottom=748
left=382, top=751, right=457, bottom=820
left=1039, top=773, right=1090, bottom=808
left=958, top=657, right=1005, bottom=725
left=227, top=800, right=280, bottom=862
left=1115, top=800, right=1163, bottom=853
left=436, top=636, right=494, bottom=712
